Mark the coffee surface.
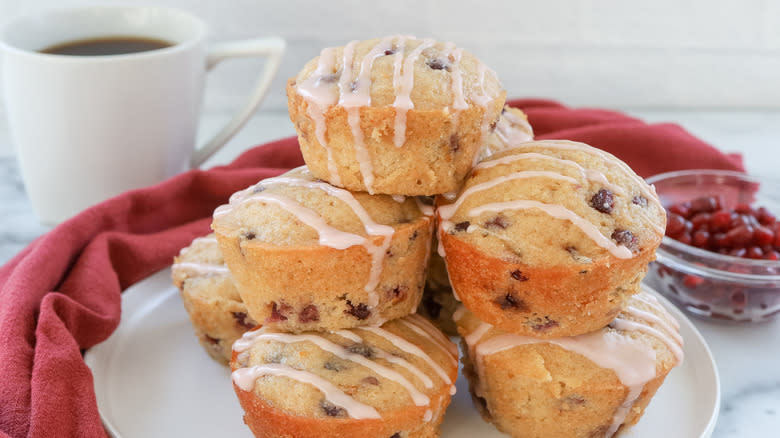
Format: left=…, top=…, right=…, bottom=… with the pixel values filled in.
left=41, top=36, right=172, bottom=56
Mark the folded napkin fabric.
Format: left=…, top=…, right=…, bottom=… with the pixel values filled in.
left=0, top=99, right=743, bottom=437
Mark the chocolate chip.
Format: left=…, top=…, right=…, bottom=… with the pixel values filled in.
left=410, top=230, right=418, bottom=241
left=345, top=300, right=371, bottom=320
left=426, top=58, right=451, bottom=71
left=510, top=270, right=529, bottom=281
left=267, top=302, right=290, bottom=322
left=632, top=195, right=648, bottom=207
left=232, top=311, right=256, bottom=329
left=321, top=400, right=346, bottom=417
left=298, top=304, right=320, bottom=323
left=590, top=189, right=615, bottom=214
left=611, top=229, right=638, bottom=251
left=450, top=134, right=460, bottom=153
left=532, top=319, right=559, bottom=332
left=422, top=293, right=443, bottom=319
left=363, top=376, right=380, bottom=385
left=454, top=221, right=470, bottom=232
left=346, top=343, right=375, bottom=358
left=242, top=231, right=256, bottom=240
left=495, top=293, right=527, bottom=311
left=485, top=215, right=509, bottom=229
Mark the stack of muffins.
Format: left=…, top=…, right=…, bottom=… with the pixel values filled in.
left=172, top=35, right=683, bottom=438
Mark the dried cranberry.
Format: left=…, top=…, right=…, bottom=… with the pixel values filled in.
left=668, top=203, right=691, bottom=218
left=510, top=270, right=529, bottom=281
left=677, top=232, right=692, bottom=245
left=692, top=230, right=710, bottom=248
left=495, top=293, right=527, bottom=311
left=345, top=300, right=371, bottom=320
left=690, top=213, right=711, bottom=230
left=321, top=401, right=346, bottom=417
left=746, top=246, right=764, bottom=259
left=726, top=225, right=754, bottom=247
left=298, top=305, right=320, bottom=323
left=453, top=221, right=470, bottom=232
left=611, top=229, right=637, bottom=251
left=757, top=207, right=777, bottom=225
left=666, top=213, right=687, bottom=238
left=690, top=196, right=720, bottom=214
left=632, top=195, right=648, bottom=207
left=232, top=312, right=256, bottom=329
left=589, top=189, right=615, bottom=214
left=426, top=58, right=451, bottom=71
left=754, top=226, right=774, bottom=246
left=709, top=210, right=732, bottom=231
left=485, top=215, right=509, bottom=229
left=532, top=319, right=559, bottom=331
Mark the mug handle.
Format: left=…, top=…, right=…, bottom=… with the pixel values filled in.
left=190, top=37, right=286, bottom=168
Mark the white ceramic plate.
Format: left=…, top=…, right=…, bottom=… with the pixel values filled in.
left=85, top=268, right=720, bottom=438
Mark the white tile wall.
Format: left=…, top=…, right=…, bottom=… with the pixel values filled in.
left=0, top=0, right=777, bottom=140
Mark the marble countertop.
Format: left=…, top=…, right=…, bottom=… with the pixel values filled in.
left=1, top=109, right=779, bottom=437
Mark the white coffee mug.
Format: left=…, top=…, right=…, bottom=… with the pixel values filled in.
left=0, top=6, right=285, bottom=224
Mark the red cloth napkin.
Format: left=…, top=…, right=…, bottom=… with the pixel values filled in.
left=0, top=99, right=743, bottom=437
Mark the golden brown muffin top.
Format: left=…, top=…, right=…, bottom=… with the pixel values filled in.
left=211, top=166, right=429, bottom=246
left=231, top=314, right=458, bottom=419
left=291, top=36, right=504, bottom=112
left=437, top=140, right=666, bottom=266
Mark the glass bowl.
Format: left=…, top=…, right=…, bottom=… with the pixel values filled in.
left=644, top=169, right=780, bottom=323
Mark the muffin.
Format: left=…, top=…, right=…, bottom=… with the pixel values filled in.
left=456, top=289, right=683, bottom=438
left=212, top=166, right=434, bottom=332
left=437, top=140, right=666, bottom=337
left=172, top=234, right=257, bottom=364
left=478, top=105, right=534, bottom=161
left=287, top=36, right=506, bottom=195
left=231, top=314, right=459, bottom=438
left=417, top=235, right=459, bottom=337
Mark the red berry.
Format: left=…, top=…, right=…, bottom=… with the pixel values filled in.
left=669, top=203, right=691, bottom=218
left=666, top=213, right=687, bottom=238
left=757, top=207, right=777, bottom=226
left=774, top=231, right=780, bottom=248
left=690, top=196, right=719, bottom=214
left=726, top=225, right=754, bottom=247
left=683, top=275, right=705, bottom=288
left=746, top=246, right=764, bottom=259
left=691, top=213, right=711, bottom=230
left=693, top=230, right=710, bottom=247
left=754, top=226, right=774, bottom=246
left=735, top=203, right=753, bottom=214
left=764, top=250, right=780, bottom=261
left=711, top=232, right=729, bottom=248
left=709, top=210, right=732, bottom=232
left=678, top=232, right=692, bottom=245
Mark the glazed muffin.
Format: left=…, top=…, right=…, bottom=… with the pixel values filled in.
left=456, top=289, right=683, bottom=438
left=478, top=105, right=534, bottom=161
left=172, top=234, right=257, bottom=364
left=287, top=36, right=506, bottom=195
left=212, top=166, right=434, bottom=332
left=417, top=235, right=459, bottom=337
left=230, top=314, right=459, bottom=438
left=437, top=140, right=666, bottom=337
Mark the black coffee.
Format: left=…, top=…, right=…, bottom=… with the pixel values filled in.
left=40, top=36, right=173, bottom=56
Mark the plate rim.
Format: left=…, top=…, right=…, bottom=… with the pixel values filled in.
left=84, top=268, right=721, bottom=438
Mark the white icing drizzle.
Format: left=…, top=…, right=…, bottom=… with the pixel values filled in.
left=232, top=363, right=381, bottom=419
left=392, top=195, right=406, bottom=203
left=398, top=318, right=458, bottom=366
left=253, top=173, right=394, bottom=305
left=476, top=152, right=623, bottom=196
left=493, top=115, right=533, bottom=149
left=223, top=191, right=366, bottom=250
left=442, top=42, right=468, bottom=110
left=611, top=317, right=683, bottom=362
left=437, top=171, right=580, bottom=229
left=340, top=37, right=397, bottom=194
left=468, top=200, right=633, bottom=259
left=633, top=292, right=681, bottom=330
left=177, top=235, right=218, bottom=257
left=359, top=326, right=453, bottom=385
left=235, top=330, right=430, bottom=406
left=392, top=38, right=437, bottom=147
left=407, top=314, right=459, bottom=358
left=171, top=261, right=229, bottom=276
left=504, top=140, right=661, bottom=207
left=297, top=47, right=342, bottom=185
left=335, top=329, right=434, bottom=388
left=424, top=409, right=433, bottom=422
